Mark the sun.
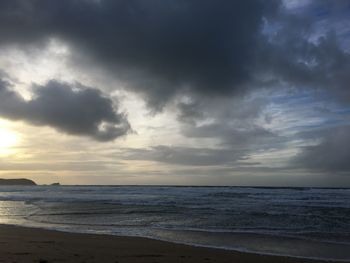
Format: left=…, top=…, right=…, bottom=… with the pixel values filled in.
left=0, top=128, right=18, bottom=155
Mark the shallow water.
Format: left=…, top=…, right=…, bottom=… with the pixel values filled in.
left=0, top=185, right=349, bottom=261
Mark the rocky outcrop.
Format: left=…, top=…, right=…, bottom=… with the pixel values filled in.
left=0, top=178, right=37, bottom=186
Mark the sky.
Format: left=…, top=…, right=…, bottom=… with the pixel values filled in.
left=0, top=0, right=350, bottom=186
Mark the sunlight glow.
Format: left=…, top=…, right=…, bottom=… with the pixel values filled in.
left=0, top=128, right=18, bottom=155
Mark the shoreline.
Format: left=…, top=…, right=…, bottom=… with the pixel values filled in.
left=0, top=224, right=342, bottom=263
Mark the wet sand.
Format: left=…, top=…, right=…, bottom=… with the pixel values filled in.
left=0, top=224, right=338, bottom=263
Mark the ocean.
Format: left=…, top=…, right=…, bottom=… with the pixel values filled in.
left=0, top=185, right=349, bottom=261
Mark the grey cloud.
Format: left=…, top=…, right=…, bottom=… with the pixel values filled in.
left=0, top=79, right=130, bottom=141
left=258, top=3, right=350, bottom=102
left=123, top=146, right=247, bottom=166
left=182, top=122, right=278, bottom=149
left=0, top=0, right=349, bottom=110
left=177, top=101, right=205, bottom=124
left=177, top=95, right=268, bottom=123
left=177, top=96, right=281, bottom=149
left=122, top=96, right=283, bottom=167
left=1, top=0, right=350, bottom=172
left=0, top=0, right=280, bottom=110
left=292, top=126, right=350, bottom=173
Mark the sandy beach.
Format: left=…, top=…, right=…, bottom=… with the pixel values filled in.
left=0, top=224, right=337, bottom=263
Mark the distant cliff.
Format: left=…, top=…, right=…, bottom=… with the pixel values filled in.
left=0, top=178, right=37, bottom=186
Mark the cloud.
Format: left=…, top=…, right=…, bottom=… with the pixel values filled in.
left=122, top=145, right=247, bottom=166
left=183, top=123, right=278, bottom=148
left=122, top=95, right=284, bottom=167
left=0, top=0, right=350, bottom=178
left=1, top=0, right=349, bottom=109
left=0, top=0, right=281, bottom=110
left=0, top=79, right=130, bottom=141
left=258, top=3, right=350, bottom=103
left=292, top=125, right=350, bottom=173
left=177, top=95, right=282, bottom=149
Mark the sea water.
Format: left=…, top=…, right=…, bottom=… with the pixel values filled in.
left=0, top=185, right=349, bottom=261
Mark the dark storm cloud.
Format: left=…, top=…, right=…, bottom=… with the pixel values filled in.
left=292, top=126, right=350, bottom=173
left=0, top=0, right=349, bottom=107
left=1, top=0, right=349, bottom=106
left=0, top=0, right=280, bottom=110
left=0, top=79, right=130, bottom=141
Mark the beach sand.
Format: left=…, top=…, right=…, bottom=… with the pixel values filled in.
left=0, top=225, right=336, bottom=263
